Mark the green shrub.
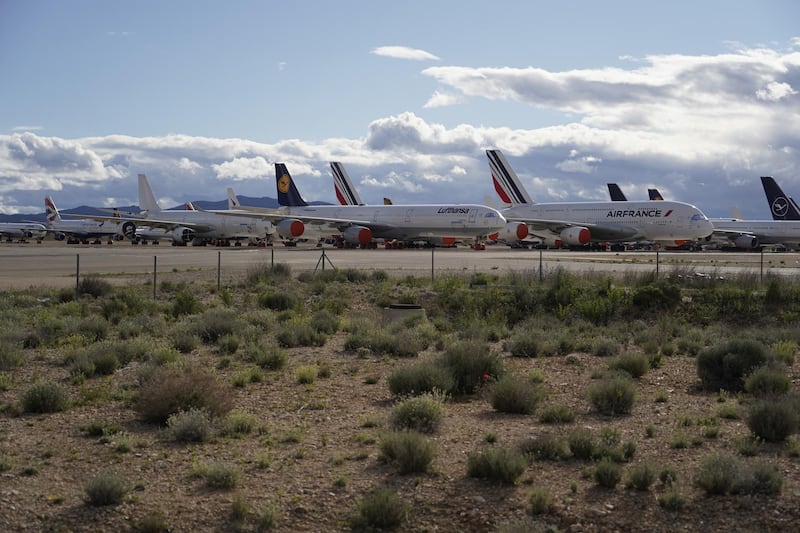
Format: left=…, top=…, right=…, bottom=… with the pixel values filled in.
left=439, top=340, right=504, bottom=396
left=171, top=329, right=199, bottom=353
left=587, top=372, right=636, bottom=416
left=696, top=453, right=740, bottom=495
left=466, top=446, right=526, bottom=484
left=592, top=338, right=620, bottom=357
left=608, top=353, right=650, bottom=378
left=626, top=462, right=656, bottom=491
left=193, top=308, right=243, bottom=344
left=488, top=375, right=547, bottom=415
left=309, top=310, right=339, bottom=334
left=736, top=462, right=783, bottom=495
left=747, top=399, right=799, bottom=442
left=295, top=365, right=317, bottom=385
left=217, top=334, right=241, bottom=355
left=527, top=487, right=553, bottom=515
left=388, top=361, right=455, bottom=397
left=221, top=411, right=256, bottom=437
left=167, top=408, right=214, bottom=442
left=770, top=340, right=796, bottom=366
left=504, top=332, right=541, bottom=358
left=517, top=433, right=566, bottom=461
left=744, top=365, right=791, bottom=397
left=697, top=338, right=770, bottom=392
left=197, top=461, right=239, bottom=490
left=538, top=404, right=575, bottom=424
left=594, top=458, right=622, bottom=488
left=658, top=487, right=686, bottom=511
left=21, top=381, right=69, bottom=413
left=351, top=487, right=406, bottom=531
left=85, top=470, right=128, bottom=506
left=258, top=291, right=299, bottom=311
left=135, top=364, right=233, bottom=424
left=0, top=344, right=24, bottom=370
left=567, top=429, right=596, bottom=460
left=250, top=345, right=288, bottom=370
left=172, top=290, right=200, bottom=317
left=275, top=320, right=327, bottom=348
left=390, top=391, right=445, bottom=433
left=77, top=276, right=113, bottom=298
left=379, top=430, right=436, bottom=474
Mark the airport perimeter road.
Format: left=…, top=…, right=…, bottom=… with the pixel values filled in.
left=1, top=242, right=800, bottom=289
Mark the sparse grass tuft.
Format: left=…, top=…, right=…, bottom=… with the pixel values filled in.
left=587, top=372, right=636, bottom=416
left=85, top=470, right=129, bottom=506
left=351, top=487, right=406, bottom=531
left=21, top=381, right=69, bottom=413
left=379, top=430, right=435, bottom=474
left=166, top=408, right=214, bottom=442
left=390, top=391, right=446, bottom=433
left=466, top=446, right=527, bottom=484
left=135, top=364, right=233, bottom=424
left=488, top=375, right=547, bottom=415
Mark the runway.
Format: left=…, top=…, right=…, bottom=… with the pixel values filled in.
left=1, top=241, right=800, bottom=289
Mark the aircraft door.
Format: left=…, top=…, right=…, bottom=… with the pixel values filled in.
left=405, top=209, right=413, bottom=223
left=468, top=209, right=477, bottom=224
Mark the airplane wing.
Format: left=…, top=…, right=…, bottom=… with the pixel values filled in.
left=507, top=217, right=640, bottom=241
left=64, top=214, right=214, bottom=233
left=220, top=207, right=395, bottom=233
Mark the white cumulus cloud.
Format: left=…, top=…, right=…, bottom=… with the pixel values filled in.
left=371, top=46, right=440, bottom=61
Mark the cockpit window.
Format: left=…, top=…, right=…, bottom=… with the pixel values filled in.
left=485, top=212, right=496, bottom=218
left=691, top=214, right=708, bottom=221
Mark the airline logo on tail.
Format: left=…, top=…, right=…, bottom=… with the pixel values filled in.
left=275, top=163, right=308, bottom=207
left=771, top=197, right=789, bottom=218
left=45, top=196, right=59, bottom=223
left=486, top=149, right=533, bottom=205
left=330, top=162, right=362, bottom=206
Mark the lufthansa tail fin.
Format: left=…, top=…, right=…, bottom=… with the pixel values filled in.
left=275, top=163, right=308, bottom=207
left=761, top=176, right=800, bottom=220
left=44, top=196, right=60, bottom=224
left=330, top=162, right=364, bottom=206
left=648, top=188, right=664, bottom=201
left=607, top=183, right=627, bottom=201
left=486, top=149, right=534, bottom=206
left=138, top=174, right=162, bottom=213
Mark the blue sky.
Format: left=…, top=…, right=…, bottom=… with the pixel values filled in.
left=1, top=0, right=798, bottom=218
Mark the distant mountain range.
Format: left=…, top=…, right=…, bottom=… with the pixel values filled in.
left=0, top=196, right=331, bottom=223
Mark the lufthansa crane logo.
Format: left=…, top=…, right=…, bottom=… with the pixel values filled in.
left=772, top=197, right=789, bottom=217
left=278, top=174, right=291, bottom=194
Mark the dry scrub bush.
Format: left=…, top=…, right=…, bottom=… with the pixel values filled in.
left=135, top=364, right=233, bottom=424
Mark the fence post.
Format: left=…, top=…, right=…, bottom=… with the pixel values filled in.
left=539, top=247, right=543, bottom=282
left=431, top=246, right=434, bottom=282
left=153, top=256, right=157, bottom=300
left=656, top=251, right=659, bottom=278
left=217, top=251, right=221, bottom=292
left=75, top=253, right=80, bottom=296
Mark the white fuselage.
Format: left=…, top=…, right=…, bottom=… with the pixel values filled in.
left=0, top=222, right=47, bottom=240
left=48, top=219, right=121, bottom=239
left=504, top=200, right=713, bottom=243
left=144, top=210, right=273, bottom=240
left=710, top=219, right=800, bottom=246
left=282, top=204, right=507, bottom=240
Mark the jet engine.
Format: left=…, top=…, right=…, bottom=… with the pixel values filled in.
left=121, top=220, right=138, bottom=239
left=734, top=234, right=758, bottom=249
left=277, top=219, right=304, bottom=239
left=113, top=234, right=125, bottom=241
left=22, top=230, right=33, bottom=239
left=172, top=227, right=194, bottom=243
left=492, top=222, right=529, bottom=242
left=342, top=225, right=373, bottom=245
left=560, top=226, right=591, bottom=246
left=53, top=232, right=67, bottom=241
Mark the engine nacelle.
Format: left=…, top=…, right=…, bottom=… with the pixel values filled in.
left=113, top=233, right=125, bottom=241
left=53, top=232, right=67, bottom=241
left=560, top=226, right=591, bottom=246
left=23, top=230, right=33, bottom=239
left=121, top=220, right=138, bottom=239
left=277, top=219, right=304, bottom=239
left=734, top=234, right=758, bottom=249
left=492, top=222, right=529, bottom=242
left=172, top=227, right=194, bottom=243
left=342, top=225, right=373, bottom=245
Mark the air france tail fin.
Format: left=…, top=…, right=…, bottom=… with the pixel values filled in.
left=330, top=162, right=363, bottom=206
left=486, top=149, right=533, bottom=205
left=275, top=163, right=308, bottom=207
left=760, top=176, right=800, bottom=220
left=44, top=196, right=60, bottom=224
left=138, top=174, right=162, bottom=213
left=607, top=183, right=627, bottom=201
left=648, top=188, right=664, bottom=201
left=227, top=188, right=241, bottom=209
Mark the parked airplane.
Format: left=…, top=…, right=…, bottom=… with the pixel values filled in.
left=607, top=184, right=627, bottom=201
left=486, top=149, right=714, bottom=247
left=760, top=176, right=800, bottom=221
left=235, top=163, right=511, bottom=248
left=0, top=222, right=47, bottom=242
left=328, top=161, right=497, bottom=247
left=44, top=196, right=125, bottom=244
left=69, top=174, right=274, bottom=245
left=707, top=218, right=800, bottom=249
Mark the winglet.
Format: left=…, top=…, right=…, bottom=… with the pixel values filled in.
left=486, top=149, right=533, bottom=205
left=275, top=163, right=308, bottom=207
left=607, top=183, right=627, bottom=201
left=330, top=162, right=363, bottom=206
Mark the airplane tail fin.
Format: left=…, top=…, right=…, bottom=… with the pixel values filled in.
left=275, top=163, right=308, bottom=207
left=383, top=197, right=393, bottom=205
left=330, top=162, right=363, bottom=206
left=761, top=176, right=800, bottom=220
left=607, top=183, right=627, bottom=201
left=227, top=188, right=241, bottom=209
left=486, top=149, right=533, bottom=205
left=648, top=188, right=664, bottom=201
left=138, top=174, right=162, bottom=213
left=44, top=196, right=60, bottom=224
